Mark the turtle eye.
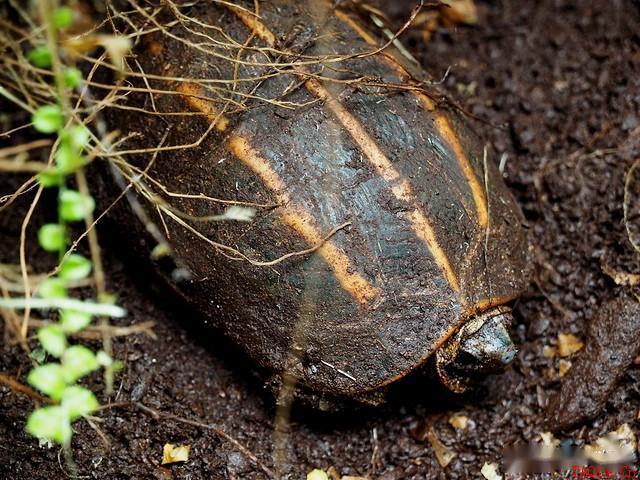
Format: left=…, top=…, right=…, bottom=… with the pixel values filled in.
left=500, top=348, right=517, bottom=365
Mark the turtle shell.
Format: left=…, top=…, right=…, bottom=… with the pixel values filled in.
left=111, top=0, right=528, bottom=396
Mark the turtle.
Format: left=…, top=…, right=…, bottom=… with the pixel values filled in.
left=107, top=0, right=529, bottom=404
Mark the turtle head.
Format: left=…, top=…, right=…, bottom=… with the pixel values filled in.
left=435, top=307, right=517, bottom=393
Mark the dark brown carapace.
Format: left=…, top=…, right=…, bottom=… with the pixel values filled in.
left=110, top=0, right=528, bottom=402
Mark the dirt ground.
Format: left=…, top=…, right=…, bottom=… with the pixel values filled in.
left=2, top=0, right=640, bottom=478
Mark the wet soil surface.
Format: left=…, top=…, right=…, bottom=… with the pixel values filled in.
left=2, top=0, right=640, bottom=478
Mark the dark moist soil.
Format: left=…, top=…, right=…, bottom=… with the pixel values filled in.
left=2, top=1, right=640, bottom=479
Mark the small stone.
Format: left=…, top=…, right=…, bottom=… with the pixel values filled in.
left=226, top=451, right=248, bottom=475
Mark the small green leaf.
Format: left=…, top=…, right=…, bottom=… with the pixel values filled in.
left=37, top=324, right=67, bottom=358
left=62, top=67, right=82, bottom=88
left=37, top=224, right=66, bottom=252
left=27, top=46, right=52, bottom=68
left=26, top=406, right=72, bottom=445
left=54, top=126, right=89, bottom=173
left=30, top=347, right=47, bottom=364
left=52, top=6, right=73, bottom=29
left=62, top=345, right=99, bottom=383
left=27, top=363, right=66, bottom=400
left=111, top=360, right=124, bottom=374
left=32, top=105, right=63, bottom=133
left=60, top=309, right=92, bottom=333
left=54, top=143, right=84, bottom=173
left=37, top=277, right=68, bottom=299
left=69, top=124, right=89, bottom=148
left=59, top=254, right=92, bottom=281
left=59, top=190, right=95, bottom=222
left=60, top=124, right=90, bottom=150
left=61, top=386, right=99, bottom=420
left=37, top=169, right=64, bottom=187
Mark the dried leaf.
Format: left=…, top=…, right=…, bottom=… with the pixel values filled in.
left=538, top=432, right=560, bottom=459
left=162, top=443, right=190, bottom=464
left=63, top=36, right=100, bottom=56
left=64, top=34, right=131, bottom=71
left=99, top=35, right=132, bottom=71
left=542, top=345, right=556, bottom=358
left=413, top=11, right=439, bottom=27
left=150, top=242, right=172, bottom=260
left=538, top=431, right=559, bottom=447
left=481, top=462, right=502, bottom=480
left=441, top=0, right=478, bottom=25
left=616, top=423, right=637, bottom=449
left=324, top=467, right=367, bottom=480
left=557, top=333, right=584, bottom=357
left=558, top=359, right=572, bottom=377
left=326, top=467, right=341, bottom=480
left=448, top=413, right=469, bottom=430
left=585, top=424, right=637, bottom=464
left=212, top=205, right=256, bottom=222
left=307, top=469, right=329, bottom=480
left=426, top=426, right=456, bottom=467
left=601, top=264, right=640, bottom=286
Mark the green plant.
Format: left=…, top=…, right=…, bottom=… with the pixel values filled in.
left=0, top=3, right=125, bottom=450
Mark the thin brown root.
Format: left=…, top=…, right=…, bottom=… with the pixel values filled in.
left=19, top=183, right=44, bottom=341
left=164, top=206, right=353, bottom=267
left=84, top=416, right=111, bottom=449
left=134, top=402, right=276, bottom=479
left=0, top=177, right=38, bottom=214
left=0, top=371, right=52, bottom=405
left=0, top=139, right=52, bottom=158
left=623, top=158, right=640, bottom=254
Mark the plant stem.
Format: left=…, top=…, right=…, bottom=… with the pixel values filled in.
left=0, top=297, right=127, bottom=317
left=75, top=169, right=114, bottom=394
left=37, top=0, right=69, bottom=113
left=0, top=86, right=36, bottom=113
